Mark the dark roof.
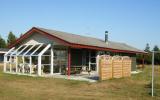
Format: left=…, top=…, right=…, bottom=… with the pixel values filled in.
left=0, top=48, right=9, bottom=52
left=36, top=27, right=145, bottom=53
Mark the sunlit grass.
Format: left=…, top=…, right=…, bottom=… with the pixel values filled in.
left=0, top=64, right=159, bottom=100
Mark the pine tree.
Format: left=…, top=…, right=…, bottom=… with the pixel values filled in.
left=153, top=45, right=159, bottom=51
left=0, top=35, right=6, bottom=48
left=144, top=43, right=150, bottom=52
left=7, top=31, right=17, bottom=45
left=153, top=45, right=160, bottom=64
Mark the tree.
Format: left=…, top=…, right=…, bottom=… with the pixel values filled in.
left=144, top=53, right=152, bottom=64
left=7, top=31, right=17, bottom=45
left=137, top=43, right=152, bottom=65
left=153, top=45, right=160, bottom=64
left=144, top=43, right=150, bottom=52
left=0, top=35, right=6, bottom=48
left=153, top=45, right=159, bottom=51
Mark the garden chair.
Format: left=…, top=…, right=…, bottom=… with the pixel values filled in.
left=18, top=63, right=23, bottom=72
left=24, top=64, right=30, bottom=73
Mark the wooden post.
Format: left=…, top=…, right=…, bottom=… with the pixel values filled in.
left=50, top=46, right=54, bottom=75
left=29, top=56, right=32, bottom=74
left=142, top=54, right=145, bottom=68
left=38, top=56, right=42, bottom=76
left=111, top=57, right=113, bottom=78
left=89, top=50, right=91, bottom=71
left=122, top=57, right=124, bottom=77
left=3, top=55, right=7, bottom=72
left=9, top=56, right=12, bottom=72
left=67, top=47, right=71, bottom=77
left=96, top=54, right=99, bottom=74
left=22, top=56, right=25, bottom=74
left=15, top=56, right=18, bottom=73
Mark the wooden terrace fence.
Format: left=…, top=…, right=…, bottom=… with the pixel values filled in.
left=99, top=55, right=131, bottom=80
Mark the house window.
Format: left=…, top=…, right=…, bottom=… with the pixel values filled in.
left=53, top=49, right=67, bottom=73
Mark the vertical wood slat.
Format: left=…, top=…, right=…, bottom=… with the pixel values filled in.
left=122, top=56, right=131, bottom=77
left=99, top=55, right=112, bottom=80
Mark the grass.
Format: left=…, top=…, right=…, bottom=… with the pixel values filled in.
left=0, top=65, right=159, bottom=100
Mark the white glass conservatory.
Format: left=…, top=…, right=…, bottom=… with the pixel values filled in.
left=4, top=43, right=99, bottom=77
left=3, top=43, right=59, bottom=76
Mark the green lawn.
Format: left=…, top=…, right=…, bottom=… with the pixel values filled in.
left=0, top=65, right=159, bottom=100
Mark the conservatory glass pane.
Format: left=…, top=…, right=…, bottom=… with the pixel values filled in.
left=16, top=45, right=29, bottom=55
left=32, top=45, right=46, bottom=55
left=26, top=45, right=40, bottom=55
left=19, top=45, right=32, bottom=55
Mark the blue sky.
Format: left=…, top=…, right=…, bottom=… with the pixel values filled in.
left=0, top=0, right=160, bottom=50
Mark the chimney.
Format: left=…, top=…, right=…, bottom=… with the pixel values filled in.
left=105, top=31, right=108, bottom=43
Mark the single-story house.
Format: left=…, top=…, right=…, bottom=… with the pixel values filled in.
left=0, top=48, right=9, bottom=62
left=3, top=27, right=145, bottom=76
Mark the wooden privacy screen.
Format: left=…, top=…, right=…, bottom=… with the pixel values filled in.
left=99, top=55, right=131, bottom=81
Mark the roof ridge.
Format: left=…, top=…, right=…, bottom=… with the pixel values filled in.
left=35, top=27, right=103, bottom=41
left=33, top=27, right=145, bottom=53
left=35, top=27, right=127, bottom=44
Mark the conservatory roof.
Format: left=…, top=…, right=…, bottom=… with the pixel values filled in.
left=5, top=44, right=51, bottom=56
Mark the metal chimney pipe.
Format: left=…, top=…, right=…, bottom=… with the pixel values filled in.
left=105, top=31, right=108, bottom=43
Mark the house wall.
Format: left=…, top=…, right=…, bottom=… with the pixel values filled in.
left=20, top=32, right=60, bottom=46
left=16, top=31, right=138, bottom=71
